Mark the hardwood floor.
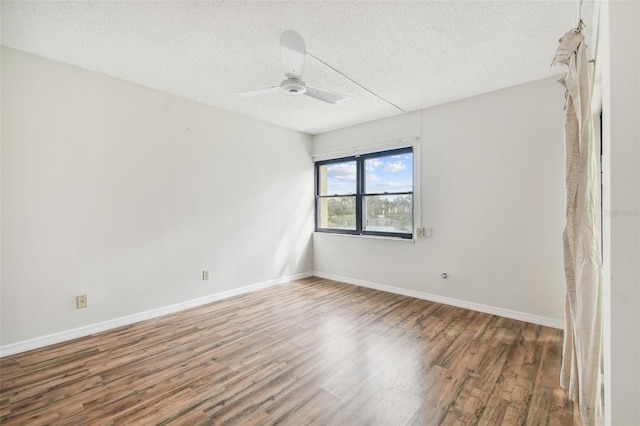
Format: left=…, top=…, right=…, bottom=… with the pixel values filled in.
left=0, top=277, right=580, bottom=425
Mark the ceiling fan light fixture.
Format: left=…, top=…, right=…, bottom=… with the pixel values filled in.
left=238, top=31, right=350, bottom=104
left=281, top=78, right=307, bottom=95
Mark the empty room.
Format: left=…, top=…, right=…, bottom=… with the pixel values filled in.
left=1, top=1, right=638, bottom=425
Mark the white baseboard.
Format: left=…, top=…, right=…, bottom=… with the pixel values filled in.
left=0, top=272, right=313, bottom=358
left=312, top=271, right=564, bottom=330
left=1, top=271, right=562, bottom=358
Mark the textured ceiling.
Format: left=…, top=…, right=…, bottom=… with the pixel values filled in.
left=1, top=1, right=594, bottom=135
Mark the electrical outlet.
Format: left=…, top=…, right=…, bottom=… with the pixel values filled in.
left=76, top=294, right=88, bottom=309
left=202, top=270, right=209, bottom=280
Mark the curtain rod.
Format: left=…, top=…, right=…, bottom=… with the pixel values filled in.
left=575, top=0, right=586, bottom=33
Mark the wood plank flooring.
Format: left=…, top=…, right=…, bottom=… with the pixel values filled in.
left=0, top=277, right=580, bottom=425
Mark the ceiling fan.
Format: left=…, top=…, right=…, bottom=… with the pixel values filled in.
left=239, top=31, right=351, bottom=104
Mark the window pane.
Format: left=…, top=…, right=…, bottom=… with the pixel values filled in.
left=318, top=197, right=356, bottom=230
left=363, top=195, right=413, bottom=233
left=364, top=152, right=413, bottom=194
left=318, top=161, right=357, bottom=195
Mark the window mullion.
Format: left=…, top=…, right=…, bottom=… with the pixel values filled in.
left=356, top=156, right=364, bottom=234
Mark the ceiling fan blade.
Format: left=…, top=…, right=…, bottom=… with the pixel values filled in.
left=305, top=86, right=351, bottom=104
left=238, top=86, right=281, bottom=97
left=280, top=31, right=306, bottom=80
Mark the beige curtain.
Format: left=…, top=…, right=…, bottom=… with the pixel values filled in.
left=552, top=31, right=603, bottom=425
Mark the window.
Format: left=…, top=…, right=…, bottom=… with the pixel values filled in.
left=315, top=147, right=413, bottom=239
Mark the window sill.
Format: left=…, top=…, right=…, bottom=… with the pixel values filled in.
left=312, top=231, right=415, bottom=244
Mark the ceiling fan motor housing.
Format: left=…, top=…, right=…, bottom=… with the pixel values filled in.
left=281, top=78, right=307, bottom=95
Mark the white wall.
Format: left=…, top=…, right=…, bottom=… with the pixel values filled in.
left=1, top=47, right=314, bottom=348
left=313, top=76, right=567, bottom=326
left=601, top=1, right=640, bottom=423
